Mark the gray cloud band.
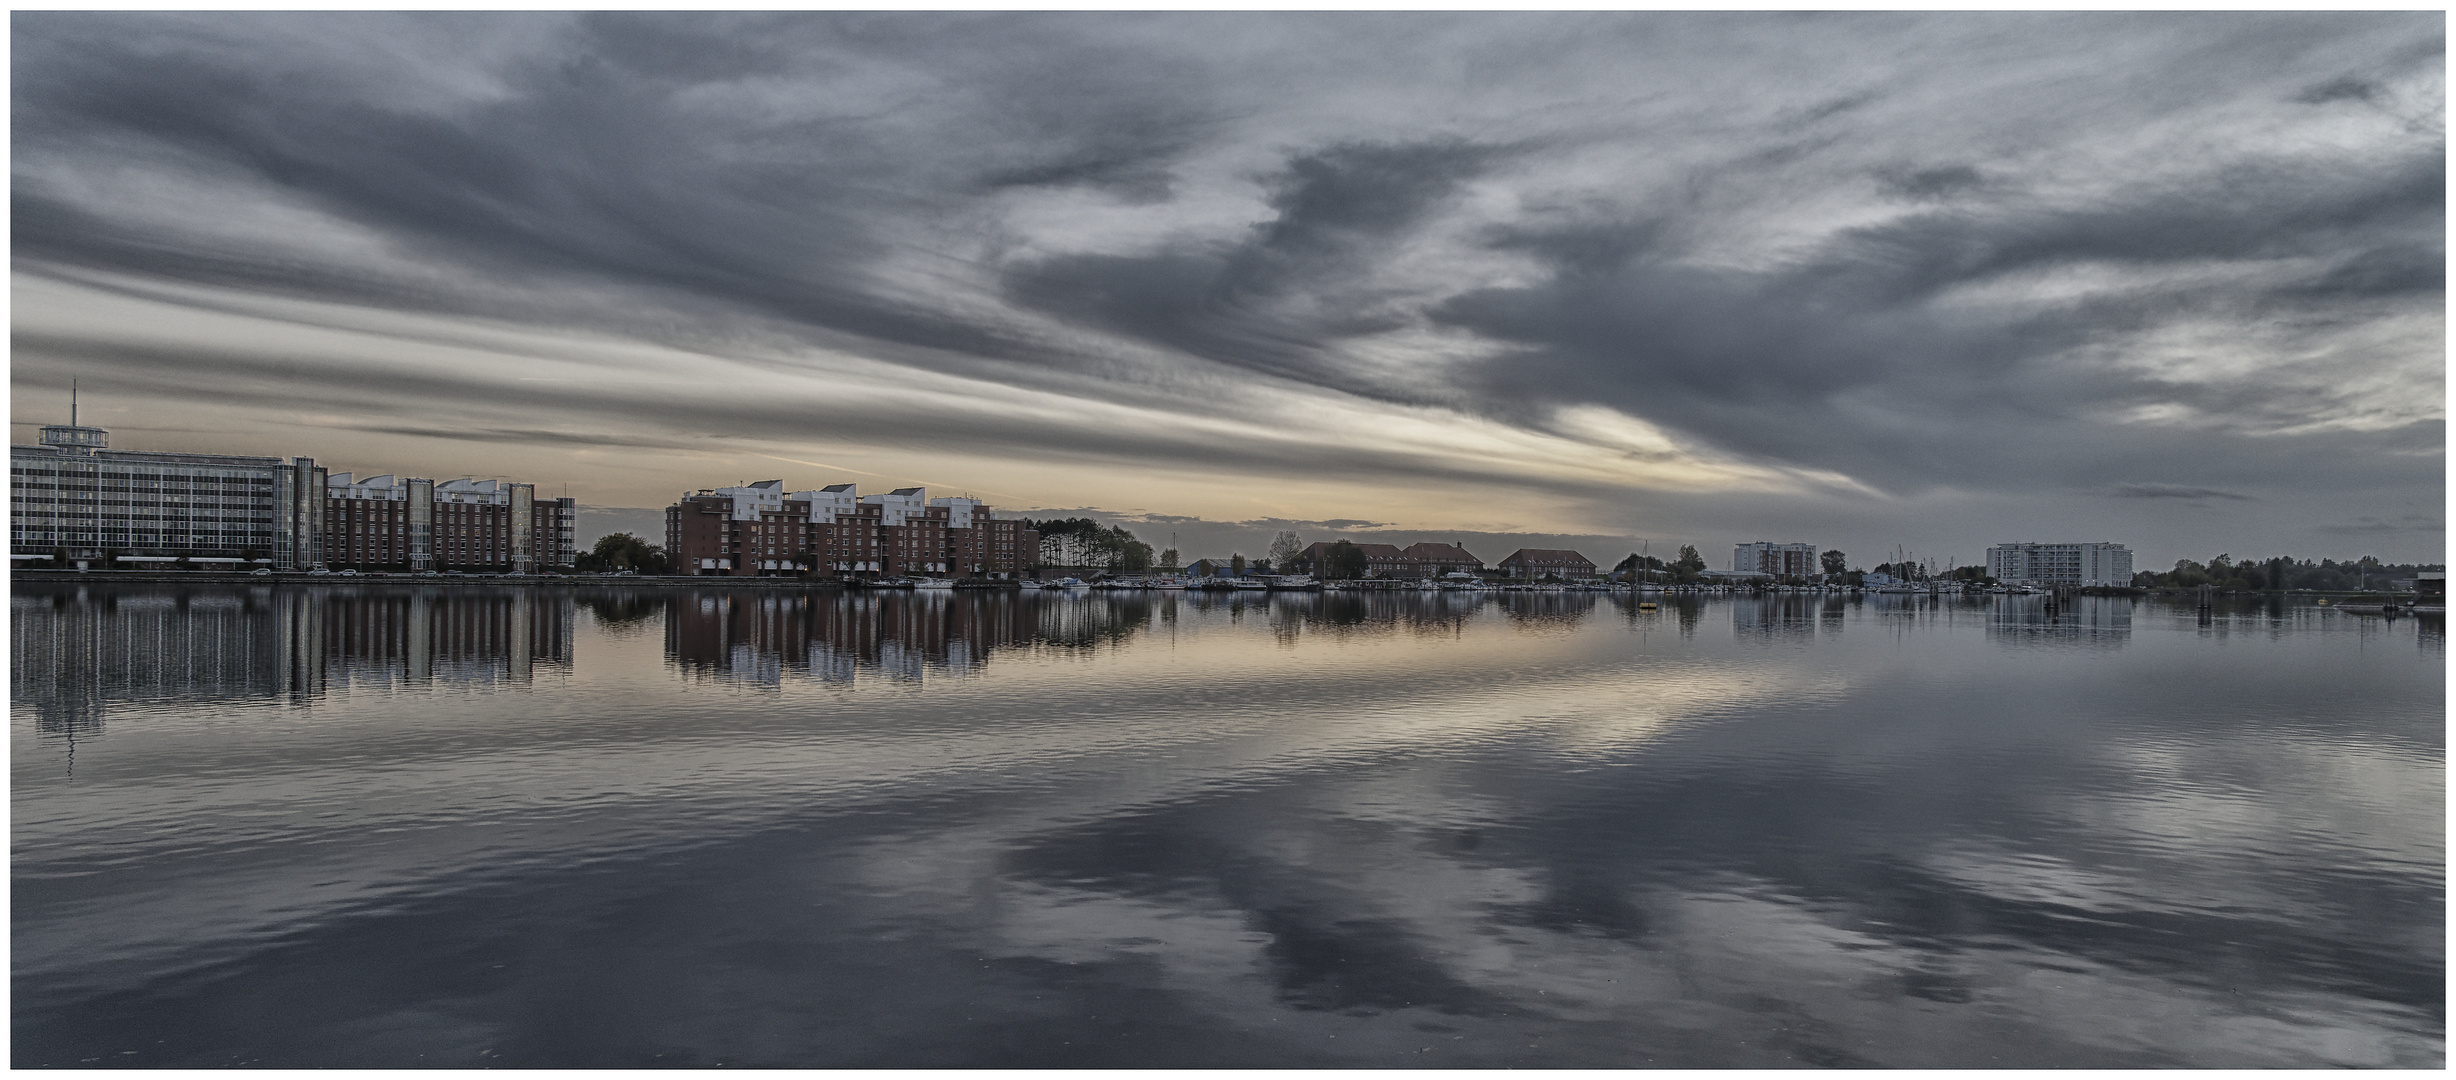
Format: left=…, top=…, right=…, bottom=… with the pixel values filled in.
left=10, top=11, right=2442, bottom=539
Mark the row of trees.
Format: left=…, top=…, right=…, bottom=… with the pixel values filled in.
left=2131, top=555, right=2439, bottom=592
left=1026, top=518, right=1161, bottom=574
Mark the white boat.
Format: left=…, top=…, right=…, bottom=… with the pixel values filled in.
left=1232, top=577, right=1268, bottom=590
left=1151, top=576, right=1187, bottom=590
left=912, top=577, right=955, bottom=590
left=1054, top=577, right=1089, bottom=589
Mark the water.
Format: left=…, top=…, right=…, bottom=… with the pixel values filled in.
left=11, top=583, right=2443, bottom=1068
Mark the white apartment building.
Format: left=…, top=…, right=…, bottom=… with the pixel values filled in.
left=1986, top=542, right=2134, bottom=587
left=1735, top=541, right=1819, bottom=578
left=862, top=486, right=929, bottom=526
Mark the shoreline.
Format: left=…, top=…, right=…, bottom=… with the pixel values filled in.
left=2, top=570, right=2420, bottom=602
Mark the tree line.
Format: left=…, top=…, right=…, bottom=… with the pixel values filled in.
left=2131, top=555, right=2440, bottom=592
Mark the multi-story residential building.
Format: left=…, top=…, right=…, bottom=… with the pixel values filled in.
left=10, top=410, right=327, bottom=569
left=1402, top=542, right=1484, bottom=576
left=1735, top=541, right=1819, bottom=579
left=322, top=473, right=574, bottom=572
left=1986, top=542, right=2133, bottom=587
left=12, top=399, right=576, bottom=573
left=665, top=481, right=1038, bottom=579
left=1498, top=548, right=1599, bottom=580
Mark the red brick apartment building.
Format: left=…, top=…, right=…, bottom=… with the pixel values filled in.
left=665, top=481, right=1039, bottom=578
left=324, top=473, right=576, bottom=572
left=1498, top=548, right=1599, bottom=580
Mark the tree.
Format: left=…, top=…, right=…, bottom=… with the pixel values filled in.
left=1118, top=539, right=1154, bottom=574
left=1268, top=531, right=1303, bottom=569
left=1230, top=553, right=1247, bottom=577
left=1159, top=547, right=1180, bottom=570
left=578, top=532, right=667, bottom=574
left=1613, top=552, right=1667, bottom=582
left=1675, top=545, right=1706, bottom=572
left=1821, top=549, right=1848, bottom=576
left=1323, top=540, right=1368, bottom=580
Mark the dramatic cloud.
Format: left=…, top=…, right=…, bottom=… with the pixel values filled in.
left=10, top=13, right=2443, bottom=562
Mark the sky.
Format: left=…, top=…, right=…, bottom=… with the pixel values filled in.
left=10, top=12, right=2445, bottom=569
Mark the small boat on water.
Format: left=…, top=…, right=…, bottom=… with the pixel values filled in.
left=912, top=577, right=955, bottom=590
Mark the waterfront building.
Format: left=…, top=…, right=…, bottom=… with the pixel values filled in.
left=1985, top=541, right=2134, bottom=587
left=324, top=473, right=575, bottom=572
left=1498, top=548, right=1599, bottom=580
left=1735, top=541, right=1819, bottom=579
left=664, top=481, right=1038, bottom=579
left=10, top=408, right=326, bottom=569
left=11, top=396, right=575, bottom=573
left=1297, top=541, right=1412, bottom=577
left=1401, top=542, right=1484, bottom=576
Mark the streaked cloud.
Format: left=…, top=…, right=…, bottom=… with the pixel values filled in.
left=10, top=12, right=2442, bottom=562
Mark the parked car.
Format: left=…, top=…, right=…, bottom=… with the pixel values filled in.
left=250, top=568, right=274, bottom=576
left=309, top=568, right=332, bottom=576
left=338, top=569, right=358, bottom=577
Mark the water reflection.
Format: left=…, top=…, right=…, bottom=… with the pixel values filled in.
left=11, top=585, right=2442, bottom=1068
left=661, top=590, right=1110, bottom=685
left=11, top=584, right=572, bottom=738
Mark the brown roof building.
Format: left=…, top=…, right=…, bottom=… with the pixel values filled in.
left=1498, top=548, right=1598, bottom=580
left=1298, top=541, right=1412, bottom=578
left=1402, top=542, right=1484, bottom=576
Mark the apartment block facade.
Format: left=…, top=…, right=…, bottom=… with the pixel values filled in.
left=1986, top=542, right=2134, bottom=587
left=10, top=405, right=575, bottom=573
left=324, top=474, right=576, bottom=572
left=665, top=481, right=1039, bottom=579
left=1735, top=541, right=1819, bottom=578
left=10, top=418, right=328, bottom=569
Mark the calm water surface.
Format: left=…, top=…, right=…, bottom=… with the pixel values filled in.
left=12, top=584, right=2444, bottom=1067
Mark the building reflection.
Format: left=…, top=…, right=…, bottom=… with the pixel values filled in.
left=1729, top=595, right=1823, bottom=643
left=1985, top=594, right=2132, bottom=644
left=12, top=584, right=574, bottom=738
left=659, top=589, right=1641, bottom=681
left=661, top=590, right=1083, bottom=686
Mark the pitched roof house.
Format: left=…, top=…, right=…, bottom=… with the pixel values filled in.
left=1497, top=548, right=1598, bottom=580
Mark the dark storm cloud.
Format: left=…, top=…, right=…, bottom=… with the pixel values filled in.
left=8, top=11, right=2443, bottom=555
left=1003, top=139, right=1509, bottom=400
left=2108, top=484, right=2256, bottom=502
left=1429, top=139, right=2443, bottom=491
